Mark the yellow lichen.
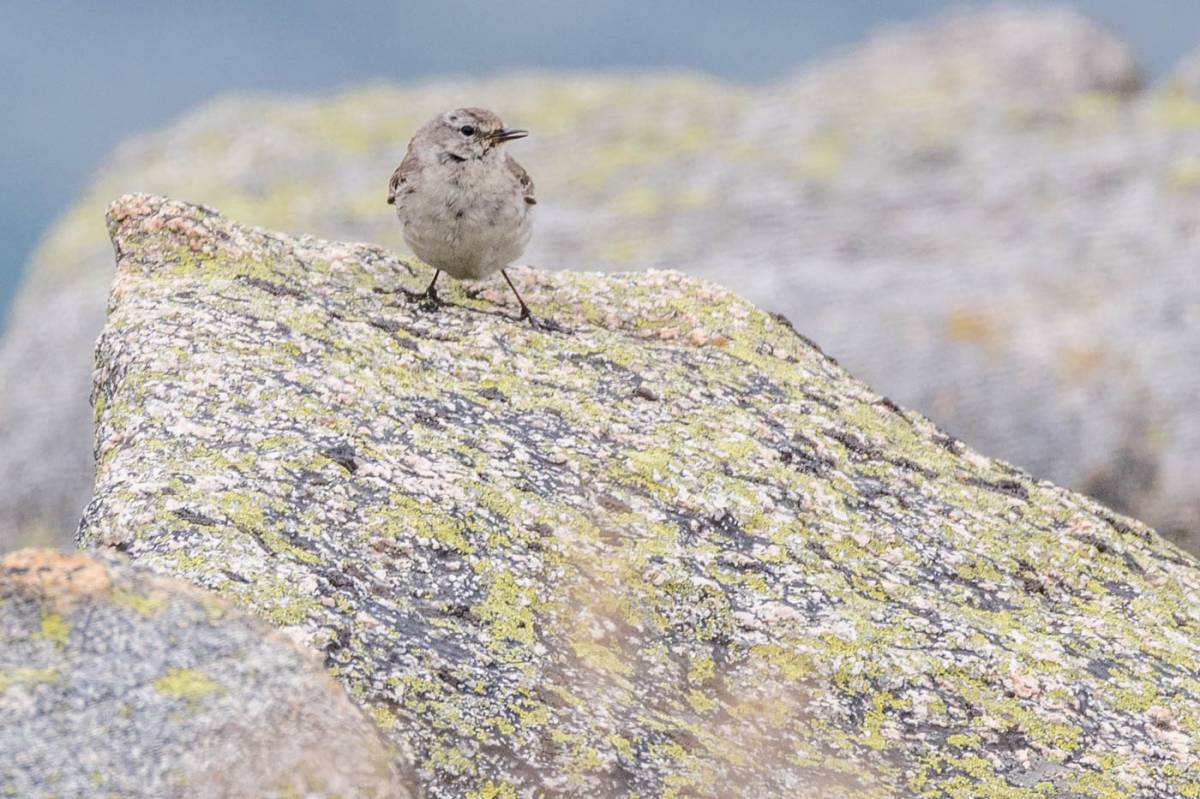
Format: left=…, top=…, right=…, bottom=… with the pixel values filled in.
left=152, top=668, right=222, bottom=707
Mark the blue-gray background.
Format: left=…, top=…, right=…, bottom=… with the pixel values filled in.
left=2, top=1, right=1196, bottom=321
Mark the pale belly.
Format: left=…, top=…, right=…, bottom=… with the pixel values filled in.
left=399, top=183, right=533, bottom=281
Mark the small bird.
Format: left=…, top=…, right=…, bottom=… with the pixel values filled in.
left=387, top=107, right=539, bottom=322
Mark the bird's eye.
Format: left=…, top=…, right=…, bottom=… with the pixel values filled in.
left=460, top=125, right=475, bottom=136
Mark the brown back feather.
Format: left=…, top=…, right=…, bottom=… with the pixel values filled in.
left=506, top=155, right=536, bottom=205
left=386, top=150, right=421, bottom=205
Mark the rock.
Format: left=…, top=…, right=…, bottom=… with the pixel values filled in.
left=2, top=6, right=1198, bottom=556
left=79, top=194, right=1200, bottom=797
left=1165, top=44, right=1200, bottom=100
left=0, top=548, right=413, bottom=798
left=778, top=6, right=1140, bottom=112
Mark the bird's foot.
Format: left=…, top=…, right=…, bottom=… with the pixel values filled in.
left=375, top=283, right=440, bottom=303
left=396, top=284, right=442, bottom=310
left=518, top=307, right=566, bottom=332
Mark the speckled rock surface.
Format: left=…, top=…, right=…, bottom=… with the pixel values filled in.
left=0, top=548, right=412, bottom=798
left=3, top=5, right=1200, bottom=556
left=78, top=194, right=1200, bottom=798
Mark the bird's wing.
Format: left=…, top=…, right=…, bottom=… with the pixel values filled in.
left=506, top=155, right=537, bottom=206
left=386, top=150, right=420, bottom=205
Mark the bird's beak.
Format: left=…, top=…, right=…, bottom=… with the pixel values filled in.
left=489, top=127, right=528, bottom=144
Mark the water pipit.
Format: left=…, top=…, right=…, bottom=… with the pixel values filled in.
left=387, top=107, right=545, bottom=325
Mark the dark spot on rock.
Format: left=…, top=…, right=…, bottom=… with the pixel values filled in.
left=1071, top=532, right=1145, bottom=575
left=933, top=431, right=964, bottom=455
left=444, top=603, right=472, bottom=620
left=526, top=524, right=551, bottom=547
left=963, top=477, right=1029, bottom=501
left=1103, top=579, right=1137, bottom=599
left=325, top=570, right=354, bottom=589
left=297, top=469, right=331, bottom=487
left=666, top=726, right=702, bottom=751
left=343, top=562, right=374, bottom=583
left=172, top=508, right=218, bottom=527
left=368, top=319, right=420, bottom=351
left=992, top=728, right=1033, bottom=755
left=322, top=442, right=359, bottom=474
left=414, top=409, right=443, bottom=430
left=597, top=494, right=634, bottom=514
left=437, top=667, right=465, bottom=689
left=477, top=386, right=505, bottom=402
left=634, top=384, right=660, bottom=401
left=826, top=429, right=882, bottom=461
left=850, top=477, right=902, bottom=508
left=769, top=312, right=838, bottom=365
left=369, top=317, right=402, bottom=332
left=235, top=274, right=305, bottom=299
left=887, top=456, right=937, bottom=479
left=1099, top=511, right=1155, bottom=544
left=800, top=390, right=838, bottom=412
left=323, top=626, right=351, bottom=654
left=1020, top=573, right=1047, bottom=595
left=536, top=684, right=570, bottom=708
left=779, top=434, right=836, bottom=478
left=712, top=511, right=741, bottom=536
left=876, top=396, right=903, bottom=414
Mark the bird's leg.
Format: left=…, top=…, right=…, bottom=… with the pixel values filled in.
left=421, top=270, right=442, bottom=305
left=500, top=270, right=564, bottom=331
left=398, top=269, right=444, bottom=308
left=501, top=270, right=533, bottom=321
left=391, top=269, right=444, bottom=308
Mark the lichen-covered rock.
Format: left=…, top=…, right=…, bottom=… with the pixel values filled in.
left=3, top=7, right=1198, bottom=557
left=0, top=548, right=413, bottom=798
left=776, top=5, right=1140, bottom=112
left=78, top=194, right=1200, bottom=797
left=1166, top=44, right=1200, bottom=101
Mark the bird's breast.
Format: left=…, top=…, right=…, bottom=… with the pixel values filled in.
left=397, top=162, right=532, bottom=280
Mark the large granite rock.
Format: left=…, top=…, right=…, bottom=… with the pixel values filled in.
left=773, top=5, right=1141, bottom=113
left=78, top=194, right=1200, bottom=797
left=0, top=548, right=412, bottom=798
left=1166, top=43, right=1200, bottom=101
left=5, top=6, right=1200, bottom=556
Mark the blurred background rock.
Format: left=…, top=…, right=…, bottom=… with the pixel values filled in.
left=3, top=2, right=1200, bottom=553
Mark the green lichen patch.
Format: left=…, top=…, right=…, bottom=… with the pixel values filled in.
left=112, top=588, right=168, bottom=617
left=151, top=668, right=222, bottom=707
left=36, top=612, right=70, bottom=646
left=0, top=666, right=61, bottom=694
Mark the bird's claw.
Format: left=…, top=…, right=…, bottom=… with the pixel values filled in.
left=398, top=285, right=442, bottom=310
left=523, top=311, right=566, bottom=332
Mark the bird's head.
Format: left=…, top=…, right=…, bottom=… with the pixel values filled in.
left=419, top=107, right=527, bottom=163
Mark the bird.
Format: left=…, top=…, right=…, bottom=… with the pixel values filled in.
left=387, top=107, right=540, bottom=323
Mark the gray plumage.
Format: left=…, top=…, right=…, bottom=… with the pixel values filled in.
left=388, top=108, right=535, bottom=293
